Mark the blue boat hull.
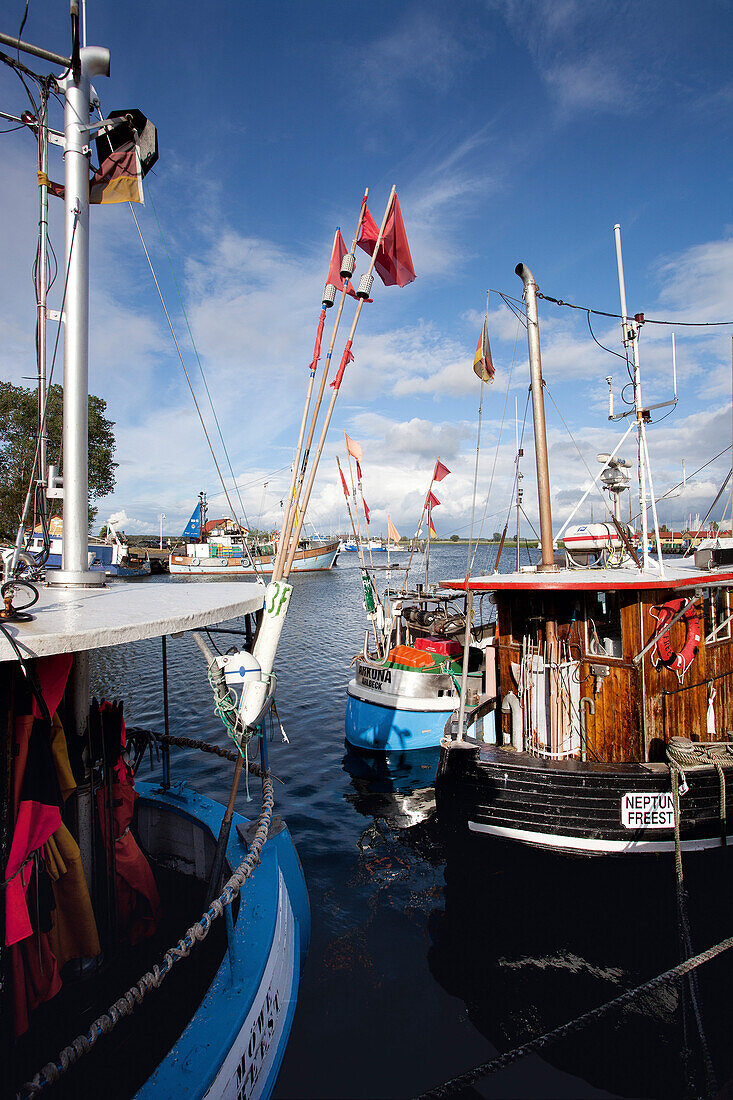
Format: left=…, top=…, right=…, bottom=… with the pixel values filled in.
left=345, top=691, right=452, bottom=752
left=135, top=781, right=309, bottom=1100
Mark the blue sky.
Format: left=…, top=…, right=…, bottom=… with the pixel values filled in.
left=1, top=0, right=733, bottom=541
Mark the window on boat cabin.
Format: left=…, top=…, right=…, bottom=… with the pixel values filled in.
left=583, top=590, right=623, bottom=659
left=703, top=586, right=732, bottom=643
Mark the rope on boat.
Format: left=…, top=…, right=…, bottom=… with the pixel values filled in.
left=668, top=752, right=718, bottom=1094
left=17, top=770, right=274, bottom=1099
left=414, top=930, right=733, bottom=1100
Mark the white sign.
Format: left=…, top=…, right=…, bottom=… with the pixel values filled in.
left=621, top=791, right=674, bottom=829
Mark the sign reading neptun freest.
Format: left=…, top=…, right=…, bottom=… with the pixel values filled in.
left=621, top=792, right=674, bottom=829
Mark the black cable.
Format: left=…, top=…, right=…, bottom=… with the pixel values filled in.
left=0, top=124, right=25, bottom=134
left=0, top=620, right=50, bottom=723
left=538, top=291, right=733, bottom=327
left=586, top=309, right=627, bottom=362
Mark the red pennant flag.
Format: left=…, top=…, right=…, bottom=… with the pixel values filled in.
left=327, top=230, right=359, bottom=300
left=357, top=192, right=416, bottom=288
left=337, top=460, right=349, bottom=500
left=433, top=460, right=450, bottom=482
left=331, top=341, right=355, bottom=390
left=387, top=516, right=400, bottom=544
left=356, top=459, right=363, bottom=483
left=426, top=490, right=441, bottom=509
left=363, top=498, right=370, bottom=525
left=309, top=309, right=326, bottom=373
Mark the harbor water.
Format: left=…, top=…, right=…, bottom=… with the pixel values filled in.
left=90, top=546, right=733, bottom=1099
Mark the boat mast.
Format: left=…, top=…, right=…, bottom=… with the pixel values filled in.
left=613, top=225, right=650, bottom=572
left=515, top=263, right=556, bottom=571
left=46, top=27, right=109, bottom=586
left=37, top=85, right=50, bottom=481
left=515, top=397, right=523, bottom=571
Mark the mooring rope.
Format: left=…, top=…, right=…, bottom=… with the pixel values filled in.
left=18, top=769, right=274, bottom=1098
left=414, top=931, right=733, bottom=1099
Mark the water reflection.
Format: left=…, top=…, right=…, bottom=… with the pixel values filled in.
left=428, top=835, right=733, bottom=1098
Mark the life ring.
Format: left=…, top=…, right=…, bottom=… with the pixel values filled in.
left=191, top=558, right=200, bottom=567
left=650, top=598, right=700, bottom=683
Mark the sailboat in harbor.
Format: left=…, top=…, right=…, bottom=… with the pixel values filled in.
left=437, top=238, right=733, bottom=857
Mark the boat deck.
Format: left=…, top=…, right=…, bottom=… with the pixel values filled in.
left=0, top=580, right=265, bottom=661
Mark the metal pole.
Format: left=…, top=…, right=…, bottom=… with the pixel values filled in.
left=614, top=224, right=648, bottom=571
left=515, top=399, right=520, bottom=572
left=46, top=45, right=109, bottom=587
left=515, top=264, right=556, bottom=571
left=0, top=32, right=71, bottom=67
left=161, top=636, right=170, bottom=789
left=455, top=588, right=474, bottom=741
left=37, top=88, right=50, bottom=481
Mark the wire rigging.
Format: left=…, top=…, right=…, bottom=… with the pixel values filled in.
left=127, top=204, right=262, bottom=579
left=146, top=185, right=255, bottom=540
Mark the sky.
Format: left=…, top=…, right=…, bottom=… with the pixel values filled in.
left=1, top=0, right=732, bottom=543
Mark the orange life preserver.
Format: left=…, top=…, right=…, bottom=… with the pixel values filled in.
left=650, top=598, right=700, bottom=682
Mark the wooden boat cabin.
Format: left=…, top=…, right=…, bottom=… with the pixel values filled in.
left=437, top=554, right=733, bottom=855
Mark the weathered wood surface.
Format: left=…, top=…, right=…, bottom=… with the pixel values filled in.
left=495, top=586, right=733, bottom=764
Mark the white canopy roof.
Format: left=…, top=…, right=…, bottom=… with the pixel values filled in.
left=0, top=579, right=265, bottom=662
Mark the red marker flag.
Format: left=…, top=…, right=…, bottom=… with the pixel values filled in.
left=358, top=192, right=416, bottom=288
left=473, top=317, right=495, bottom=383
left=426, top=490, right=441, bottom=509
left=356, top=459, right=363, bottom=484
left=331, top=341, right=355, bottom=390
left=337, top=460, right=349, bottom=500
left=345, top=434, right=363, bottom=462
left=387, top=516, right=400, bottom=544
left=363, top=498, right=370, bottom=525
left=327, top=230, right=359, bottom=300
left=309, top=309, right=326, bottom=373
left=433, top=460, right=451, bottom=482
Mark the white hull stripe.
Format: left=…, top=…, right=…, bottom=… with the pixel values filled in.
left=347, top=680, right=458, bottom=713
left=467, top=820, right=727, bottom=855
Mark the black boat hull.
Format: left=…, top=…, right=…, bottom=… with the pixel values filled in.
left=436, top=740, right=732, bottom=856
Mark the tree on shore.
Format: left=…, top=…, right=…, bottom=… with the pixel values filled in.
left=0, top=381, right=117, bottom=537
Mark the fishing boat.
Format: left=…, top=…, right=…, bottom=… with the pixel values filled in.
left=169, top=496, right=339, bottom=576
left=344, top=461, right=495, bottom=752
left=0, top=20, right=309, bottom=1098
left=25, top=516, right=150, bottom=577
left=437, top=241, right=733, bottom=857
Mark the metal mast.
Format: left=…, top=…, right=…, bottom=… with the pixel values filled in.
left=46, top=37, right=110, bottom=586
left=515, top=263, right=556, bottom=571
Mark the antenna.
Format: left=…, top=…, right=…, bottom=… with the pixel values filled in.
left=672, top=333, right=678, bottom=401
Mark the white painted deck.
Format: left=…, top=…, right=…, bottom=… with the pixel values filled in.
left=441, top=560, right=733, bottom=593
left=0, top=579, right=265, bottom=662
